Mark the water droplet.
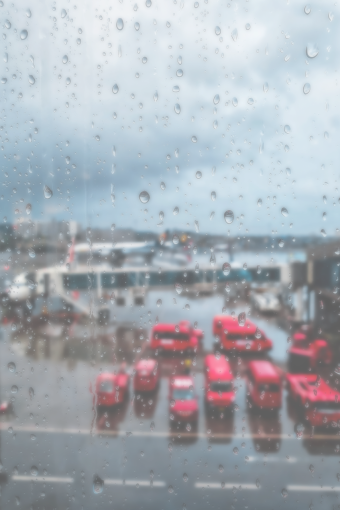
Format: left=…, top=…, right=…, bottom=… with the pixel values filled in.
left=194, top=1, right=199, bottom=7
left=112, top=84, right=119, bottom=94
left=322, top=212, right=327, bottom=221
left=231, top=28, right=238, bottom=41
left=26, top=9, right=31, bottom=17
left=329, top=11, right=334, bottom=21
left=25, top=203, right=32, bottom=215
left=139, top=191, right=150, bottom=204
left=29, top=387, right=34, bottom=399
left=222, top=262, right=231, bottom=276
left=62, top=55, right=68, bottom=64
left=168, top=485, right=174, bottom=493
left=263, top=82, right=269, bottom=93
left=306, top=43, right=318, bottom=59
left=211, top=191, right=216, bottom=201
left=134, top=22, right=140, bottom=31
left=232, top=97, right=238, bottom=107
left=257, top=198, right=262, bottom=207
left=233, top=446, right=239, bottom=455
left=247, top=98, right=254, bottom=105
left=195, top=171, right=202, bottom=179
left=213, top=120, right=218, bottom=129
left=281, top=489, right=288, bottom=499
left=213, top=94, right=220, bottom=105
left=61, top=8, right=67, bottom=18
left=5, top=19, right=11, bottom=29
left=191, top=136, right=197, bottom=143
left=195, top=263, right=199, bottom=273
left=284, top=125, right=291, bottom=134
left=173, top=85, right=180, bottom=93
left=278, top=239, right=284, bottom=248
left=255, top=328, right=261, bottom=339
left=1, top=77, right=7, bottom=84
left=175, top=282, right=183, bottom=294
left=153, top=91, right=158, bottom=102
left=245, top=23, right=251, bottom=30
left=218, top=464, right=224, bottom=473
left=224, top=210, right=234, bottom=224
left=93, top=475, right=104, bottom=494
left=66, top=77, right=71, bottom=85
left=303, top=83, right=311, bottom=94
left=160, top=182, right=166, bottom=190
left=31, top=466, right=38, bottom=476
left=76, top=38, right=81, bottom=45
left=146, top=0, right=152, bottom=6
left=304, top=4, right=311, bottom=14
left=8, top=362, right=16, bottom=372
left=142, top=56, right=148, bottom=64
left=11, top=385, right=18, bottom=394
left=215, top=26, right=221, bottom=36
left=174, top=103, right=181, bottom=114
left=210, top=252, right=216, bottom=266
left=28, top=75, right=35, bottom=85
left=321, top=229, right=326, bottom=237
left=238, top=312, right=246, bottom=326
left=309, top=464, right=314, bottom=473
left=116, top=18, right=124, bottom=30
left=173, top=207, right=179, bottom=215
left=28, top=249, right=35, bottom=258
left=183, top=473, right=188, bottom=482
left=173, top=235, right=179, bottom=245
left=44, top=185, right=53, bottom=199
left=20, top=29, right=28, bottom=40
left=281, top=207, right=288, bottom=217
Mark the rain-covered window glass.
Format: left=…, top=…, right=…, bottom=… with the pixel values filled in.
left=0, top=0, right=339, bottom=509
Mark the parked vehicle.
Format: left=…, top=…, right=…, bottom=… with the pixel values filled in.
left=133, top=359, right=159, bottom=392
left=286, top=374, right=340, bottom=427
left=213, top=315, right=272, bottom=353
left=250, top=291, right=281, bottom=314
left=169, top=375, right=198, bottom=428
left=288, top=325, right=332, bottom=371
left=204, top=354, right=235, bottom=410
left=95, top=365, right=129, bottom=407
left=150, top=321, right=203, bottom=354
left=246, top=360, right=282, bottom=410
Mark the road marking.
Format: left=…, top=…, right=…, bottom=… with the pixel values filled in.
left=195, top=482, right=258, bottom=490
left=1, top=423, right=340, bottom=441
left=105, top=479, right=165, bottom=487
left=247, top=456, right=297, bottom=463
left=12, top=475, right=74, bottom=483
left=287, top=485, right=340, bottom=492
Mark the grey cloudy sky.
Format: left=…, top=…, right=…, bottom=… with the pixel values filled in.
left=0, top=0, right=339, bottom=236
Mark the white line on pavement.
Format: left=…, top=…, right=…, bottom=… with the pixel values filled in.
left=12, top=476, right=74, bottom=483
left=105, top=479, right=165, bottom=487
left=287, top=485, right=340, bottom=492
left=247, top=456, right=297, bottom=463
left=195, top=482, right=258, bottom=490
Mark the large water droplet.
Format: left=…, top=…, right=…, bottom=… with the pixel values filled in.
left=1, top=77, right=7, bottom=84
left=257, top=198, right=262, bottom=207
left=263, top=82, right=269, bottom=93
left=116, top=18, right=124, bottom=30
left=191, top=136, right=197, bottom=143
left=231, top=28, right=238, bottom=41
left=224, top=210, right=234, bottom=224
left=5, top=19, right=11, bottom=29
left=26, top=203, right=32, bottom=215
left=112, top=84, right=119, bottom=94
left=281, top=207, right=288, bottom=217
left=215, top=26, right=221, bottom=36
left=134, top=22, right=140, bottom=30
left=281, top=489, right=288, bottom=499
left=173, top=207, right=179, bottom=215
left=195, top=171, right=202, bottom=179
left=93, top=475, right=104, bottom=494
left=222, top=262, right=231, bottom=276
left=20, top=29, right=28, bottom=40
left=44, top=185, right=53, bottom=199
left=28, top=75, right=35, bottom=85
left=26, top=9, right=31, bottom=18
left=233, top=446, right=239, bottom=455
left=61, top=8, right=67, bottom=18
left=211, top=191, right=216, bottom=201
left=213, top=120, right=218, bottom=129
left=31, top=466, right=38, bottom=476
left=248, top=98, right=254, bottom=105
left=174, top=103, right=181, bottom=114
left=306, top=43, right=318, bottom=59
left=284, top=125, right=291, bottom=134
left=8, top=362, right=16, bottom=372
left=303, top=83, right=311, bottom=94
left=146, top=0, right=152, bottom=6
left=29, top=387, right=34, bottom=400
left=153, top=91, right=158, bottom=102
left=28, top=249, right=35, bottom=258
left=62, top=55, right=68, bottom=64
left=175, top=282, right=183, bottom=294
left=195, top=220, right=200, bottom=233
left=238, top=312, right=246, bottom=326
left=176, top=69, right=183, bottom=77
left=213, top=94, right=220, bottom=105
left=232, top=97, right=238, bottom=107
left=304, top=4, right=311, bottom=14
left=173, top=235, right=179, bottom=245
left=139, top=191, right=150, bottom=204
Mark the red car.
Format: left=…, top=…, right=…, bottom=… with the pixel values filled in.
left=288, top=326, right=332, bottom=370
left=213, top=315, right=272, bottom=353
left=169, top=375, right=198, bottom=427
left=133, top=359, right=159, bottom=392
left=204, top=354, right=235, bottom=410
left=247, top=360, right=282, bottom=410
left=286, top=374, right=340, bottom=427
left=95, top=366, right=129, bottom=407
left=150, top=321, right=203, bottom=354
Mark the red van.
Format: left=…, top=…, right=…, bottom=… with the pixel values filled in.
left=288, top=327, right=332, bottom=371
left=95, top=366, right=129, bottom=407
left=246, top=361, right=282, bottom=410
left=204, top=354, right=235, bottom=410
left=150, top=321, right=203, bottom=354
left=213, top=315, right=272, bottom=353
left=169, top=375, right=198, bottom=427
left=133, top=359, right=159, bottom=392
left=286, top=374, right=340, bottom=427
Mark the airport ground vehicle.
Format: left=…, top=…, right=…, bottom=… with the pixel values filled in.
left=250, top=291, right=281, bottom=314
left=133, top=359, right=159, bottom=392
left=95, top=365, right=130, bottom=407
left=213, top=315, right=272, bottom=353
left=169, top=375, right=198, bottom=428
left=246, top=360, right=282, bottom=410
left=150, top=321, right=203, bottom=353
left=286, top=374, right=340, bottom=427
left=288, top=325, right=332, bottom=371
left=204, top=354, right=235, bottom=410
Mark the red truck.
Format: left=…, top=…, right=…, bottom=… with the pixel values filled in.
left=246, top=360, right=282, bottom=411
left=204, top=354, right=235, bottom=411
left=288, top=325, right=332, bottom=371
left=133, top=359, right=159, bottom=392
left=286, top=374, right=340, bottom=427
left=150, top=321, right=203, bottom=354
left=169, top=375, right=198, bottom=429
left=213, top=315, right=272, bottom=353
left=95, top=365, right=130, bottom=408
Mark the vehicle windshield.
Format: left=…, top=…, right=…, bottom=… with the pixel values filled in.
left=258, top=383, right=280, bottom=393
left=154, top=332, right=189, bottom=341
left=99, top=381, right=114, bottom=393
left=210, top=382, right=233, bottom=393
left=172, top=389, right=195, bottom=401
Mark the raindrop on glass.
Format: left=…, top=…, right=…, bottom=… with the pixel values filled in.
left=20, top=30, right=28, bottom=40
left=213, top=94, right=220, bottom=105
left=139, top=191, right=150, bottom=204
left=112, top=84, right=119, bottom=94
left=44, top=185, right=53, bottom=199
left=116, top=18, right=124, bottom=30
left=222, top=263, right=231, bottom=276
left=303, top=83, right=311, bottom=94
left=174, top=103, right=181, bottom=114
left=281, top=207, right=288, bottom=217
left=306, top=43, right=318, bottom=59
left=224, top=210, right=234, bottom=224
